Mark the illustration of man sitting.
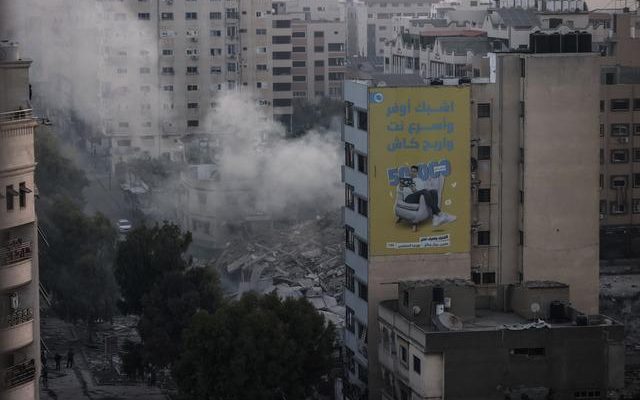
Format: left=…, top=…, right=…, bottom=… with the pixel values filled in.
left=395, top=165, right=456, bottom=230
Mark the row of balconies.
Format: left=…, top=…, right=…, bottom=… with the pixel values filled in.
left=0, top=240, right=32, bottom=268
left=0, top=238, right=33, bottom=292
left=0, top=359, right=36, bottom=393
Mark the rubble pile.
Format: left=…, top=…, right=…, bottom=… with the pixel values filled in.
left=209, top=210, right=346, bottom=330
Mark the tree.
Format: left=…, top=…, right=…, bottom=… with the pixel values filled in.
left=174, top=292, right=337, bottom=400
left=114, top=222, right=192, bottom=314
left=136, top=268, right=222, bottom=368
left=34, top=126, right=89, bottom=206
left=39, top=198, right=118, bottom=334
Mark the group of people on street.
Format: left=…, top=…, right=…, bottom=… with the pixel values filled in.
left=40, top=348, right=74, bottom=387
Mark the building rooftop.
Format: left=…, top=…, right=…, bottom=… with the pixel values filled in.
left=437, top=36, right=491, bottom=55
left=421, top=29, right=487, bottom=37
left=489, top=7, right=541, bottom=28
left=380, top=299, right=621, bottom=333
left=398, top=278, right=474, bottom=288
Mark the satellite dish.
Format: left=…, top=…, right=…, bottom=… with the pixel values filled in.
left=437, top=312, right=463, bottom=331
left=412, top=305, right=422, bottom=316
left=530, top=302, right=541, bottom=313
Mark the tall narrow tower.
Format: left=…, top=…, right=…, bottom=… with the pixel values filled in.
left=0, top=40, right=41, bottom=400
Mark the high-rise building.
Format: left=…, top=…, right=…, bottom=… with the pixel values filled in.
left=0, top=40, right=41, bottom=400
left=97, top=0, right=346, bottom=168
left=342, top=49, right=604, bottom=398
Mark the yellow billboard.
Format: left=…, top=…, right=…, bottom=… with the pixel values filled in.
left=368, top=86, right=470, bottom=256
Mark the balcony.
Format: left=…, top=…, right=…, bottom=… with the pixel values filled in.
left=0, top=240, right=33, bottom=291
left=0, top=309, right=34, bottom=353
left=0, top=109, right=34, bottom=125
left=0, top=359, right=36, bottom=398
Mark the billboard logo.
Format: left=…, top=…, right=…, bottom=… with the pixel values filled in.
left=370, top=92, right=385, bottom=104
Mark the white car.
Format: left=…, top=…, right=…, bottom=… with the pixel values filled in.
left=117, top=219, right=132, bottom=234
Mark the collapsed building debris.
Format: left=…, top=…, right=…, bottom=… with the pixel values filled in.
left=207, top=210, right=345, bottom=331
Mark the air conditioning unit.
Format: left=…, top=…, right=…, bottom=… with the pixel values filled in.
left=618, top=137, right=629, bottom=144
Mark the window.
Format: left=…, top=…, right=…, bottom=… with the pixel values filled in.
left=574, top=390, right=602, bottom=399
left=635, top=98, right=640, bottom=110
left=187, top=84, right=198, bottom=91
left=600, top=199, right=607, bottom=214
left=163, top=85, right=173, bottom=91
left=256, top=28, right=267, bottom=35
left=210, top=66, right=222, bottom=74
left=600, top=149, right=605, bottom=165
left=187, top=120, right=199, bottom=127
left=6, top=185, right=16, bottom=210
left=345, top=225, right=355, bottom=251
left=273, top=67, right=291, bottom=76
left=256, top=64, right=267, bottom=71
left=292, top=31, right=305, bottom=37
left=210, top=30, right=221, bottom=37
left=314, top=31, right=324, bottom=37
left=161, top=66, right=174, bottom=75
left=611, top=123, right=630, bottom=136
left=187, top=102, right=199, bottom=109
left=273, top=99, right=291, bottom=107
left=634, top=173, right=640, bottom=188
left=345, top=143, right=355, bottom=168
left=210, top=48, right=221, bottom=56
left=185, top=12, right=198, bottom=20
left=315, top=60, right=324, bottom=67
left=600, top=124, right=604, bottom=137
left=273, top=51, right=291, bottom=60
left=358, top=281, right=368, bottom=301
left=477, top=103, right=491, bottom=118
left=611, top=175, right=628, bottom=189
left=315, top=74, right=325, bottom=81
left=358, top=363, right=368, bottom=384
left=477, top=230, right=490, bottom=246
left=357, top=239, right=368, bottom=259
left=273, top=82, right=291, bottom=92
left=162, top=49, right=173, bottom=56
left=634, top=148, right=640, bottom=162
left=610, top=98, right=630, bottom=111
left=357, top=197, right=368, bottom=217
left=314, top=46, right=324, bottom=52
left=511, top=348, right=546, bottom=357
left=346, top=307, right=355, bottom=332
left=519, top=230, right=524, bottom=245
left=357, top=110, right=368, bottom=130
left=402, top=290, right=409, bottom=307
left=272, top=35, right=291, bottom=44
left=413, top=356, right=421, bottom=374
left=227, top=63, right=237, bottom=72
left=477, top=146, right=491, bottom=160
left=633, top=199, right=640, bottom=214
left=292, top=61, right=305, bottom=67
left=478, top=188, right=491, bottom=202
left=187, top=66, right=198, bottom=75
left=357, top=154, right=368, bottom=175
left=210, top=12, right=221, bottom=19
left=399, top=344, right=408, bottom=365
left=161, top=12, right=174, bottom=20
left=600, top=100, right=605, bottom=112
left=292, top=76, right=306, bottom=82
left=611, top=149, right=629, bottom=163
left=293, top=46, right=306, bottom=53
left=344, top=102, right=354, bottom=126
left=611, top=201, right=627, bottom=214
left=635, top=124, right=640, bottom=136
left=328, top=43, right=344, bottom=51
left=482, top=272, right=496, bottom=284
left=345, top=266, right=355, bottom=292
left=138, top=13, right=151, bottom=20
left=345, top=184, right=354, bottom=209
left=600, top=174, right=604, bottom=189
left=273, top=20, right=291, bottom=28
left=329, top=72, right=344, bottom=81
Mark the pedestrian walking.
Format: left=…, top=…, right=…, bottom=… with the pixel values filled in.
left=66, top=349, right=74, bottom=368
left=54, top=352, right=62, bottom=371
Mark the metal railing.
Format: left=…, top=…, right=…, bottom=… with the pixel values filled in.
left=0, top=240, right=32, bottom=267
left=0, top=109, right=33, bottom=124
left=1, top=359, right=35, bottom=391
left=0, top=308, right=33, bottom=329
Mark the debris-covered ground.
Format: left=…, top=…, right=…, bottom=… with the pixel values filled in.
left=202, top=210, right=346, bottom=331
left=601, top=259, right=640, bottom=396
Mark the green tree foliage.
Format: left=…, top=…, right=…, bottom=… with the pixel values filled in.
left=137, top=268, right=222, bottom=368
left=40, top=198, right=118, bottom=325
left=34, top=126, right=89, bottom=205
left=174, top=292, right=336, bottom=400
left=114, top=222, right=192, bottom=315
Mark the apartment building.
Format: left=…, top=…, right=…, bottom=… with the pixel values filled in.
left=377, top=279, right=623, bottom=399
left=342, top=49, right=601, bottom=398
left=0, top=41, right=41, bottom=400
left=597, top=11, right=640, bottom=257
left=350, top=0, right=434, bottom=62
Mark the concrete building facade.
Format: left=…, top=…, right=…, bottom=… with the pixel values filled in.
left=342, top=51, right=601, bottom=398
left=0, top=41, right=41, bottom=400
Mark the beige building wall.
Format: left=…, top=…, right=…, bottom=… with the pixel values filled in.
left=0, top=46, right=41, bottom=400
left=520, top=54, right=601, bottom=314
